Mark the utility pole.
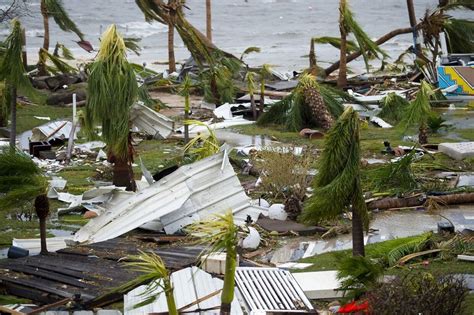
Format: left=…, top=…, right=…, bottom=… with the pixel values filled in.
left=406, top=0, right=422, bottom=57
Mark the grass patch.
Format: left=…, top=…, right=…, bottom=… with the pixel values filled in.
left=16, top=103, right=72, bottom=133
left=0, top=294, right=31, bottom=304
left=136, top=139, right=184, bottom=175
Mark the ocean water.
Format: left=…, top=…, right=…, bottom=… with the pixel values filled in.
left=1, top=0, right=471, bottom=72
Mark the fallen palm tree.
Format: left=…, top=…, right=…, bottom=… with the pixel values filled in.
left=367, top=192, right=474, bottom=210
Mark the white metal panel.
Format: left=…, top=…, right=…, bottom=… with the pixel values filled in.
left=73, top=151, right=267, bottom=244
left=235, top=267, right=314, bottom=313
left=12, top=236, right=72, bottom=255
left=124, top=267, right=243, bottom=315
left=130, top=102, right=174, bottom=139
left=31, top=120, right=75, bottom=141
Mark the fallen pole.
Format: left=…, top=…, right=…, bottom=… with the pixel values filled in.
left=367, top=192, right=474, bottom=210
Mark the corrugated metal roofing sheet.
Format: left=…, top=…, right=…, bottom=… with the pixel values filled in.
left=235, top=267, right=315, bottom=314
left=124, top=266, right=243, bottom=314
left=130, top=102, right=174, bottom=139
left=74, top=150, right=267, bottom=244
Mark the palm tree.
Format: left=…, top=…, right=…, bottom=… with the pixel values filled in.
left=0, top=19, right=40, bottom=149
left=206, top=0, right=212, bottom=41
left=337, top=0, right=387, bottom=87
left=184, top=120, right=220, bottom=160
left=186, top=211, right=239, bottom=315
left=85, top=25, right=138, bottom=191
left=258, top=64, right=272, bottom=116
left=245, top=71, right=258, bottom=120
left=167, top=0, right=177, bottom=73
left=400, top=81, right=434, bottom=145
left=0, top=151, right=49, bottom=254
left=38, top=0, right=84, bottom=75
left=301, top=107, right=368, bottom=257
left=128, top=251, right=178, bottom=315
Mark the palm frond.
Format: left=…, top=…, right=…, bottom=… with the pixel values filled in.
left=245, top=71, right=257, bottom=95
left=137, top=84, right=156, bottom=107
left=337, top=256, right=383, bottom=300
left=183, top=120, right=220, bottom=160
left=85, top=25, right=138, bottom=159
left=399, top=81, right=434, bottom=131
left=256, top=93, right=293, bottom=126
left=40, top=48, right=77, bottom=74
left=301, top=107, right=368, bottom=229
left=443, top=18, right=474, bottom=53
left=319, top=84, right=347, bottom=118
left=135, top=0, right=167, bottom=24
left=240, top=46, right=261, bottom=60
left=54, top=43, right=74, bottom=60
left=387, top=233, right=432, bottom=266
left=0, top=19, right=42, bottom=103
left=341, top=1, right=388, bottom=72
left=124, top=37, right=142, bottom=56
left=44, top=0, right=83, bottom=40
left=379, top=93, right=410, bottom=124
left=313, top=36, right=359, bottom=54
left=440, top=0, right=474, bottom=10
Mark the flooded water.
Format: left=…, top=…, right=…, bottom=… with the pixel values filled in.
left=6, top=0, right=471, bottom=72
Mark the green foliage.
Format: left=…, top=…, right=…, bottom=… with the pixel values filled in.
left=54, top=43, right=74, bottom=60
left=441, top=0, right=474, bottom=11
left=340, top=0, right=388, bottom=72
left=0, top=150, right=47, bottom=209
left=386, top=232, right=432, bottom=266
left=379, top=93, right=410, bottom=124
left=337, top=256, right=384, bottom=301
left=240, top=46, right=261, bottom=60
left=245, top=71, right=257, bottom=96
left=44, top=0, right=84, bottom=40
left=443, top=18, right=474, bottom=53
left=183, top=120, right=220, bottom=160
left=124, top=37, right=142, bottom=56
left=127, top=251, right=177, bottom=314
left=313, top=36, right=359, bottom=54
left=400, top=81, right=434, bottom=131
left=319, top=84, right=348, bottom=118
left=367, top=151, right=418, bottom=194
left=201, top=55, right=241, bottom=104
left=0, top=81, right=8, bottom=126
left=301, top=107, right=369, bottom=229
left=39, top=48, right=77, bottom=74
left=85, top=25, right=138, bottom=159
left=137, top=84, right=156, bottom=107
left=179, top=75, right=192, bottom=112
left=427, top=115, right=450, bottom=133
left=0, top=19, right=42, bottom=103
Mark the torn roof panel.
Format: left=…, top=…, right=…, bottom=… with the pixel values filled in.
left=73, top=151, right=267, bottom=244
left=130, top=102, right=174, bottom=139
left=31, top=120, right=75, bottom=142
left=235, top=267, right=314, bottom=313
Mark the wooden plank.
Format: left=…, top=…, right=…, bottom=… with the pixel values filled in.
left=0, top=276, right=86, bottom=299
left=1, top=265, right=88, bottom=288
left=23, top=261, right=95, bottom=281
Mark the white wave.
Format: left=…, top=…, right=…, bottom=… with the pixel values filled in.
left=117, top=21, right=166, bottom=38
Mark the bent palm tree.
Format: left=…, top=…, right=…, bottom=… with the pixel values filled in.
left=85, top=25, right=138, bottom=191
left=38, top=0, right=84, bottom=75
left=301, top=107, right=368, bottom=256
left=0, top=151, right=49, bottom=254
left=245, top=71, right=258, bottom=120
left=337, top=0, right=387, bottom=87
left=186, top=211, right=239, bottom=315
left=0, top=19, right=40, bottom=149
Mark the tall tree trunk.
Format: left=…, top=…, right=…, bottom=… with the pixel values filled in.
left=309, top=39, right=318, bottom=76
left=406, top=0, right=422, bottom=57
left=34, top=194, right=50, bottom=255
left=259, top=81, right=265, bottom=117
left=418, top=121, right=428, bottom=145
left=38, top=0, right=49, bottom=76
left=184, top=101, right=189, bottom=144
left=337, top=2, right=348, bottom=88
left=8, top=84, right=16, bottom=150
left=164, top=278, right=178, bottom=315
left=113, top=157, right=136, bottom=192
left=352, top=208, right=365, bottom=257
left=220, top=244, right=237, bottom=315
left=250, top=93, right=257, bottom=120
left=206, top=0, right=212, bottom=42
left=168, top=2, right=176, bottom=73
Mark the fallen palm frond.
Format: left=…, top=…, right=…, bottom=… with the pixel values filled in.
left=127, top=251, right=177, bottom=314
left=137, top=84, right=156, bottom=107
left=183, top=120, right=220, bottom=160
left=368, top=151, right=418, bottom=194
left=387, top=232, right=432, bottom=266
left=398, top=249, right=443, bottom=265
left=44, top=0, right=84, bottom=40
left=54, top=43, right=74, bottom=60
left=378, top=93, right=410, bottom=124
left=124, top=37, right=142, bottom=56
left=424, top=195, right=447, bottom=212
left=399, top=81, right=434, bottom=132
left=240, top=46, right=261, bottom=60
left=443, top=18, right=474, bottom=53
left=313, top=36, right=359, bottom=54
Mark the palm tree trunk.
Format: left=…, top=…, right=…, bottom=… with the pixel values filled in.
left=164, top=279, right=178, bottom=315
left=419, top=122, right=428, bottom=144
left=337, top=2, right=348, bottom=88
left=259, top=81, right=265, bottom=117
left=168, top=9, right=176, bottom=73
left=34, top=194, right=50, bottom=255
left=221, top=244, right=237, bottom=315
left=206, top=0, right=212, bottom=42
left=8, top=84, right=16, bottom=150
left=250, top=93, right=257, bottom=120
left=406, top=0, right=422, bottom=57
left=113, top=157, right=136, bottom=192
left=309, top=39, right=317, bottom=76
left=352, top=208, right=365, bottom=257
left=38, top=0, right=49, bottom=76
left=184, top=99, right=189, bottom=144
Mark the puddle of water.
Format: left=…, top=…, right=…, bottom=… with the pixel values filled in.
left=48, top=229, right=74, bottom=237
left=215, top=130, right=275, bottom=148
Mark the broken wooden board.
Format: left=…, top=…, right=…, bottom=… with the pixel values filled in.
left=0, top=236, right=202, bottom=308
